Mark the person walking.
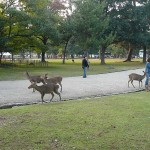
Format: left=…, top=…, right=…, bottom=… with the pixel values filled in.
left=82, top=56, right=89, bottom=78
left=145, top=57, right=150, bottom=91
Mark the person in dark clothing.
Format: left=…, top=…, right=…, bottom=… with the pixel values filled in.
left=82, top=56, right=89, bottom=78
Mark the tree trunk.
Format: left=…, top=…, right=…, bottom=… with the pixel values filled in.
left=62, top=50, right=66, bottom=64
left=62, top=41, right=68, bottom=64
left=41, top=37, right=48, bottom=62
left=124, top=43, right=132, bottom=62
left=0, top=52, right=2, bottom=64
left=11, top=52, right=14, bottom=63
left=100, top=46, right=106, bottom=65
left=142, top=45, right=146, bottom=64
left=29, top=51, right=32, bottom=59
left=41, top=52, right=46, bottom=62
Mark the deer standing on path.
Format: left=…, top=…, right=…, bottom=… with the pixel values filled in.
left=28, top=82, right=61, bottom=103
left=43, top=74, right=63, bottom=92
left=128, top=71, right=146, bottom=88
left=25, top=71, right=45, bottom=92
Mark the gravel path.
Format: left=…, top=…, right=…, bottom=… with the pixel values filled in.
left=0, top=68, right=145, bottom=108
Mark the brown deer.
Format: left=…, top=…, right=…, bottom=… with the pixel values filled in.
left=128, top=71, right=146, bottom=88
left=43, top=74, right=63, bottom=92
left=25, top=71, right=45, bottom=92
left=28, top=82, right=61, bottom=103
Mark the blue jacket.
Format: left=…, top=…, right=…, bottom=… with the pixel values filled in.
left=145, top=62, right=150, bottom=74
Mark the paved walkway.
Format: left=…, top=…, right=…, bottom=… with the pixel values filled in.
left=0, top=68, right=145, bottom=108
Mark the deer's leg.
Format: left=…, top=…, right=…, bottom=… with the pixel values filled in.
left=59, top=83, right=62, bottom=92
left=141, top=81, right=142, bottom=87
left=54, top=89, right=61, bottom=101
left=128, top=79, right=131, bottom=87
left=50, top=92, right=54, bottom=102
left=128, top=79, right=132, bottom=87
left=41, top=93, right=46, bottom=103
left=58, top=93, right=61, bottom=101
left=131, top=80, right=135, bottom=88
left=33, top=88, right=35, bottom=92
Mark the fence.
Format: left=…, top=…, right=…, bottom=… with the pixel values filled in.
left=0, top=59, right=49, bottom=67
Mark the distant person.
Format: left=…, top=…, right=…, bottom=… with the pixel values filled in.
left=145, top=57, right=150, bottom=91
left=82, top=56, right=89, bottom=78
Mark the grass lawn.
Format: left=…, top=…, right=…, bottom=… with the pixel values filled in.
left=0, top=58, right=148, bottom=149
left=0, top=58, right=145, bottom=80
left=0, top=92, right=150, bottom=150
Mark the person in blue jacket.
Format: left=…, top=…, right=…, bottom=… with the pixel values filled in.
left=145, top=57, right=150, bottom=91
left=82, top=56, right=89, bottom=78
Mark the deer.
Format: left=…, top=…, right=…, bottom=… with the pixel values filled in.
left=28, top=82, right=61, bottom=103
left=128, top=71, right=146, bottom=88
left=43, top=74, right=63, bottom=92
left=25, top=71, right=45, bottom=92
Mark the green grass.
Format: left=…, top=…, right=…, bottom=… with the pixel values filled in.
left=0, top=58, right=148, bottom=149
left=0, top=58, right=145, bottom=80
left=0, top=92, right=149, bottom=150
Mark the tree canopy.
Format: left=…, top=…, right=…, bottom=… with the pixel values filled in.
left=0, top=0, right=150, bottom=64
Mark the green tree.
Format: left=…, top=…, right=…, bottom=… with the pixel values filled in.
left=20, top=0, right=64, bottom=62
left=0, top=0, right=34, bottom=63
left=58, top=1, right=75, bottom=64
left=0, top=13, right=8, bottom=63
left=0, top=0, right=19, bottom=63
left=107, top=0, right=150, bottom=63
left=72, top=0, right=115, bottom=64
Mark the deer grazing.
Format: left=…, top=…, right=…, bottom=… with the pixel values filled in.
left=43, top=74, right=63, bottom=92
left=128, top=71, right=146, bottom=88
left=25, top=71, right=45, bottom=92
left=28, top=82, right=61, bottom=103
